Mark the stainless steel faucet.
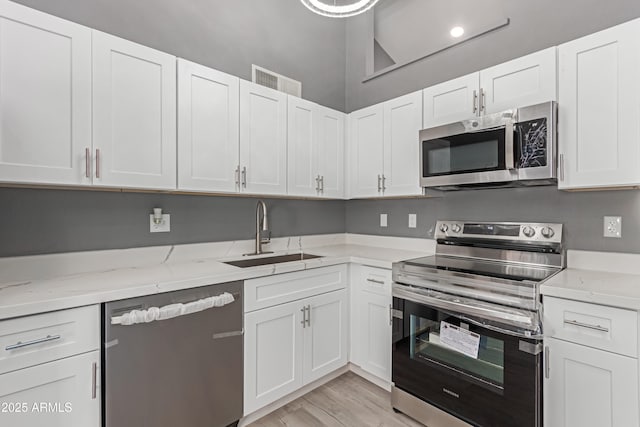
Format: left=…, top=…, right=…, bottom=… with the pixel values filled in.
left=245, top=200, right=273, bottom=256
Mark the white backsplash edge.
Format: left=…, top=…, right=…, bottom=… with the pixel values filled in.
left=567, top=250, right=640, bottom=275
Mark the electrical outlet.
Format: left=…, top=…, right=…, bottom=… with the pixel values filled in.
left=408, top=214, right=417, bottom=228
left=603, top=216, right=621, bottom=238
left=380, top=214, right=388, bottom=228
left=150, top=214, right=171, bottom=233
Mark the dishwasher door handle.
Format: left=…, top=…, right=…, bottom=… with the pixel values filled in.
left=111, top=292, right=235, bottom=326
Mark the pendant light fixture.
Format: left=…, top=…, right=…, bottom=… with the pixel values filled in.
left=300, top=0, right=380, bottom=18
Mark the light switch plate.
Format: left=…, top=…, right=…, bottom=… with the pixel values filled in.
left=603, top=216, right=621, bottom=238
left=408, top=214, right=417, bottom=228
left=380, top=214, right=388, bottom=228
left=150, top=214, right=171, bottom=233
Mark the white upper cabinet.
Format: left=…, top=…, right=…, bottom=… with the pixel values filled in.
left=239, top=81, right=288, bottom=195
left=92, top=31, right=177, bottom=190
left=558, top=19, right=640, bottom=190
left=423, top=73, right=479, bottom=128
left=177, top=59, right=239, bottom=193
left=349, top=103, right=385, bottom=198
left=481, top=47, right=557, bottom=114
left=287, top=96, right=317, bottom=197
left=383, top=90, right=423, bottom=196
left=349, top=91, right=422, bottom=198
left=423, top=47, right=557, bottom=128
left=0, top=0, right=91, bottom=186
left=288, top=96, right=345, bottom=198
left=315, top=105, right=345, bottom=199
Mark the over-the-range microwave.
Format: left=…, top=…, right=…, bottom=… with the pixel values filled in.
left=419, top=101, right=557, bottom=190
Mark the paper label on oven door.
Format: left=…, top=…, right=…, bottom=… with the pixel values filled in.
left=440, top=321, right=480, bottom=359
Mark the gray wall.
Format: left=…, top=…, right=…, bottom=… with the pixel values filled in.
left=0, top=189, right=345, bottom=257
left=346, top=0, right=640, bottom=111
left=346, top=187, right=640, bottom=254
left=12, top=0, right=346, bottom=111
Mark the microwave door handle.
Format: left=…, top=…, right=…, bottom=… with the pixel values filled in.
left=505, top=119, right=515, bottom=170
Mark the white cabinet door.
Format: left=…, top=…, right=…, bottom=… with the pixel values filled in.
left=0, top=350, right=100, bottom=427
left=558, top=20, right=640, bottom=189
left=303, top=289, right=348, bottom=384
left=287, top=96, right=317, bottom=197
left=383, top=90, right=423, bottom=196
left=423, top=72, right=479, bottom=128
left=544, top=338, right=639, bottom=427
left=316, top=105, right=345, bottom=199
left=244, top=299, right=304, bottom=415
left=239, top=81, right=288, bottom=195
left=177, top=59, right=239, bottom=193
left=92, top=31, right=176, bottom=190
left=358, top=291, right=392, bottom=382
left=481, top=47, right=557, bottom=114
left=0, top=1, right=91, bottom=186
left=349, top=103, right=384, bottom=198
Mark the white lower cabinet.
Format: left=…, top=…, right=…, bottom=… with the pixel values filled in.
left=544, top=338, right=639, bottom=427
left=357, top=291, right=392, bottom=382
left=350, top=265, right=392, bottom=383
left=544, top=296, right=640, bottom=427
left=244, top=298, right=304, bottom=415
left=0, top=350, right=101, bottom=427
left=244, top=283, right=348, bottom=415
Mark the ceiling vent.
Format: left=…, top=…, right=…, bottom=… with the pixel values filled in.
left=252, top=65, right=302, bottom=97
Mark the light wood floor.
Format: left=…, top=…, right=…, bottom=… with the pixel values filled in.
left=248, top=372, right=424, bottom=427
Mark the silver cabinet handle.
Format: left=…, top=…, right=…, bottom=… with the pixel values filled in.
left=389, top=304, right=393, bottom=326
left=479, top=88, right=486, bottom=112
left=367, top=278, right=385, bottom=285
left=95, top=149, right=101, bottom=178
left=559, top=153, right=565, bottom=181
left=241, top=167, right=247, bottom=188
left=235, top=166, right=240, bottom=188
left=473, top=90, right=478, bottom=114
left=306, top=305, right=311, bottom=327
left=5, top=334, right=61, bottom=351
left=91, top=362, right=97, bottom=399
left=300, top=307, right=306, bottom=328
left=315, top=175, right=320, bottom=192
left=563, top=319, right=609, bottom=333
left=381, top=175, right=386, bottom=192
left=320, top=176, right=324, bottom=193
left=377, top=175, right=382, bottom=192
left=85, top=148, right=91, bottom=178
left=544, top=346, right=550, bottom=379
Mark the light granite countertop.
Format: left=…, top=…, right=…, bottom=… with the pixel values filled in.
left=540, top=250, right=640, bottom=310
left=0, top=234, right=434, bottom=321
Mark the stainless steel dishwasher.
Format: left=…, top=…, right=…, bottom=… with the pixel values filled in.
left=103, top=281, right=243, bottom=427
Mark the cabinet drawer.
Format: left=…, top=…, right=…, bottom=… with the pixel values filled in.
left=244, top=265, right=347, bottom=312
left=544, top=297, right=637, bottom=357
left=0, top=305, right=100, bottom=374
left=360, top=265, right=392, bottom=296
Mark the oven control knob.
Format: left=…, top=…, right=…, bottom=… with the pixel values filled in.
left=452, top=224, right=462, bottom=233
left=439, top=224, right=449, bottom=233
left=522, top=226, right=536, bottom=238
left=541, top=227, right=555, bottom=238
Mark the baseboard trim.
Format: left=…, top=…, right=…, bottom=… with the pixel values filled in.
left=239, top=363, right=390, bottom=426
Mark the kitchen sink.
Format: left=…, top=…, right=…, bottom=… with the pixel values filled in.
left=223, top=253, right=323, bottom=268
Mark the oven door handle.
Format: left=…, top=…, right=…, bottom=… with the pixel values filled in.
left=392, top=284, right=540, bottom=337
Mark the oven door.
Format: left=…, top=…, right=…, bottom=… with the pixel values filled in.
left=392, top=296, right=541, bottom=427
left=419, top=120, right=515, bottom=188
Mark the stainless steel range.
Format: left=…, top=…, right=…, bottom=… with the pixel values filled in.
left=391, top=221, right=564, bottom=427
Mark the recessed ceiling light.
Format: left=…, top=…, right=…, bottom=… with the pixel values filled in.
left=450, top=26, right=465, bottom=38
